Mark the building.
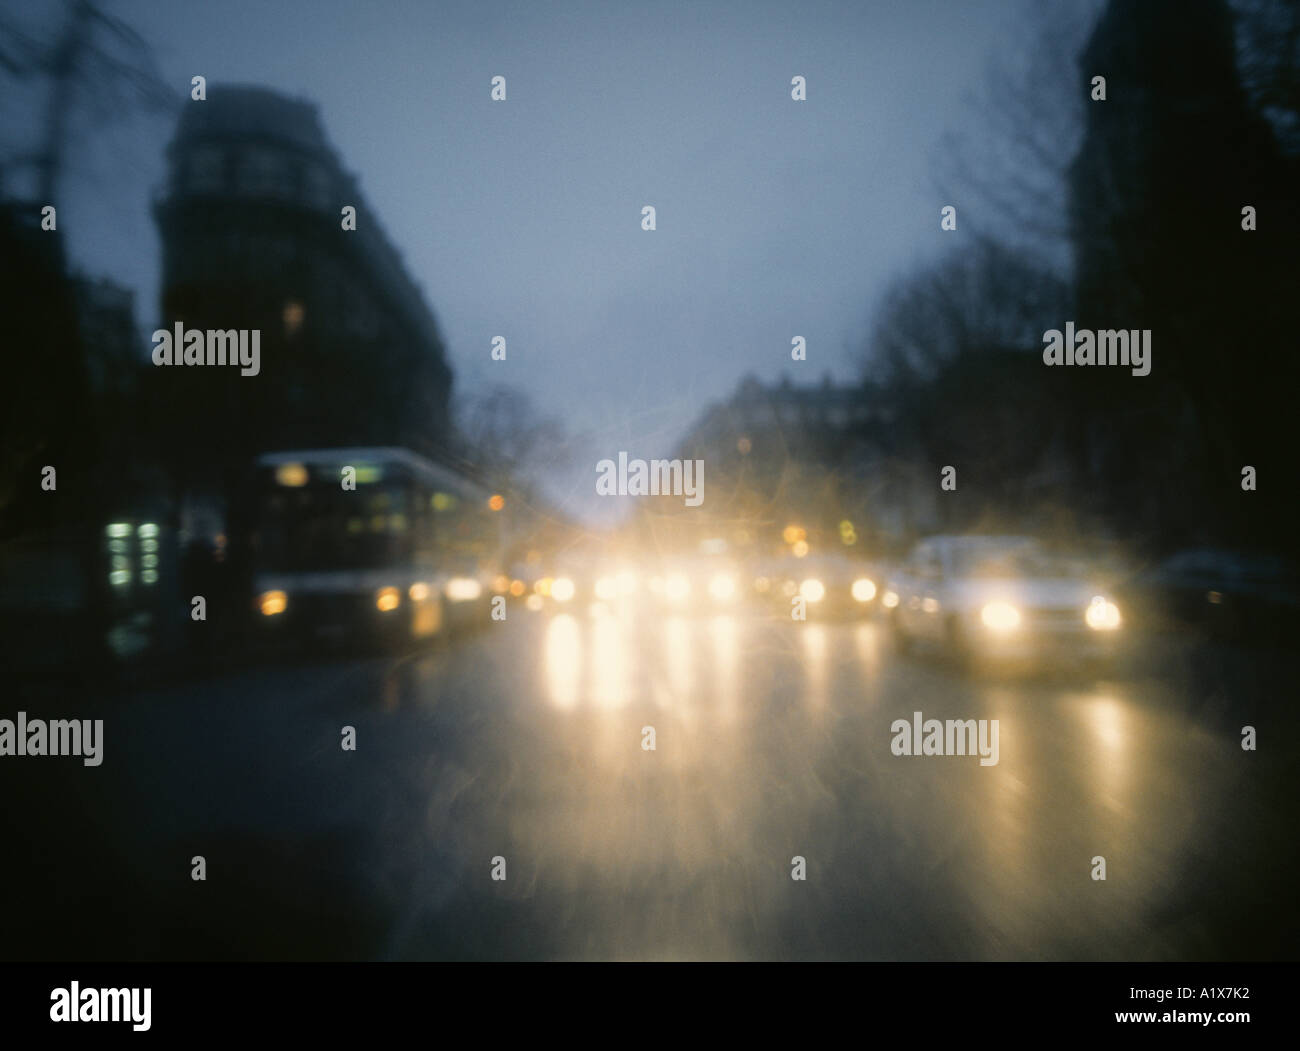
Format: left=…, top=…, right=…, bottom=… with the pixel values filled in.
left=152, top=84, right=454, bottom=499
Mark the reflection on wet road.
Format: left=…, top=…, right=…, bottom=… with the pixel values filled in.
left=4, top=607, right=1295, bottom=961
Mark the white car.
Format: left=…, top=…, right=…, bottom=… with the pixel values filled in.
left=884, top=535, right=1124, bottom=665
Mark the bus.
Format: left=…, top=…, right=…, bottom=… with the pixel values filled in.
left=241, top=447, right=506, bottom=648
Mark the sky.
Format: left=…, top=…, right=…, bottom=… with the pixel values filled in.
left=5, top=0, right=1030, bottom=521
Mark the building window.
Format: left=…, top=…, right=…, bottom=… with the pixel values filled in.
left=283, top=300, right=305, bottom=336
left=238, top=147, right=291, bottom=198
left=188, top=146, right=224, bottom=193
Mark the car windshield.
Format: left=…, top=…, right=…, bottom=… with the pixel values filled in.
left=950, top=544, right=1075, bottom=579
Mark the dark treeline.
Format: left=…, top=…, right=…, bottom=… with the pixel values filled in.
left=856, top=0, right=1299, bottom=556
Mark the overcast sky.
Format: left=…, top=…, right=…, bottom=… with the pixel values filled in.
left=7, top=0, right=1032, bottom=521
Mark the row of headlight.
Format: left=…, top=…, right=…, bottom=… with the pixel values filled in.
left=978, top=596, right=1122, bottom=632
left=507, top=572, right=882, bottom=607
left=650, top=573, right=880, bottom=605
left=257, top=578, right=484, bottom=617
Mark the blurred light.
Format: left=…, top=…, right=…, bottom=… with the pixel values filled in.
left=1206, top=590, right=1223, bottom=605
left=509, top=579, right=526, bottom=597
left=259, top=590, right=287, bottom=616
left=782, top=525, right=806, bottom=545
left=492, top=574, right=510, bottom=593
left=852, top=577, right=877, bottom=602
left=105, top=522, right=132, bottom=538
left=792, top=540, right=809, bottom=558
left=665, top=573, right=691, bottom=602
left=544, top=614, right=581, bottom=709
left=551, top=577, right=576, bottom=602
left=616, top=570, right=638, bottom=595
left=1085, top=596, right=1122, bottom=630
left=141, top=538, right=158, bottom=553
left=488, top=494, right=505, bottom=511
left=594, top=576, right=618, bottom=601
left=409, top=582, right=430, bottom=602
left=376, top=586, right=401, bottom=612
left=446, top=577, right=482, bottom=603
left=275, top=462, right=309, bottom=487
left=141, top=554, right=159, bottom=568
left=535, top=577, right=553, bottom=597
left=781, top=580, right=798, bottom=597
left=283, top=299, right=304, bottom=334
left=354, top=465, right=382, bottom=484
left=754, top=576, right=771, bottom=593
left=699, top=537, right=728, bottom=555
left=708, top=573, right=737, bottom=602
left=109, top=570, right=130, bottom=587
left=525, top=594, right=544, bottom=612
left=921, top=597, right=940, bottom=614
left=882, top=589, right=900, bottom=609
left=138, top=522, right=160, bottom=539
left=981, top=601, right=1021, bottom=632
left=141, top=569, right=159, bottom=585
left=109, top=540, right=127, bottom=554
left=737, top=437, right=752, bottom=455
left=431, top=491, right=454, bottom=511
left=800, top=578, right=826, bottom=602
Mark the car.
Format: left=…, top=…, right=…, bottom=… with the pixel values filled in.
left=1115, top=547, right=1300, bottom=644
left=883, top=535, right=1125, bottom=667
left=752, top=553, right=884, bottom=619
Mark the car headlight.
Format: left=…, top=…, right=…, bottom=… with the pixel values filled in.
left=259, top=590, right=287, bottom=616
left=551, top=577, right=575, bottom=602
left=799, top=578, right=825, bottom=602
left=375, top=586, right=401, bottom=612
left=980, top=601, right=1021, bottom=632
left=446, top=577, right=483, bottom=603
left=881, top=589, right=899, bottom=609
left=408, top=582, right=431, bottom=602
left=852, top=577, right=877, bottom=602
left=708, top=574, right=737, bottom=601
left=1085, top=596, right=1121, bottom=630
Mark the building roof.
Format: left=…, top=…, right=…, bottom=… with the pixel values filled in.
left=170, top=84, right=332, bottom=158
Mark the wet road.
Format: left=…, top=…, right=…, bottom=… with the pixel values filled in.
left=4, top=606, right=1296, bottom=960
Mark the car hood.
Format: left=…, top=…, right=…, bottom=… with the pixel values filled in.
left=945, top=576, right=1103, bottom=611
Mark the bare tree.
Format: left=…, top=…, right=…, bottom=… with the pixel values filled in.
left=0, top=0, right=176, bottom=200
left=454, top=383, right=574, bottom=491
left=1232, top=0, right=1300, bottom=154
left=931, top=0, right=1105, bottom=274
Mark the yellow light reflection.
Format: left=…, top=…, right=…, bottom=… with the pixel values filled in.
left=710, top=615, right=740, bottom=723
left=591, top=615, right=628, bottom=709
left=662, top=616, right=694, bottom=710
left=544, top=614, right=582, bottom=710
left=801, top=625, right=828, bottom=708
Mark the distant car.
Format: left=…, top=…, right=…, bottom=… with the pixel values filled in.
left=643, top=554, right=747, bottom=614
left=1115, top=548, right=1300, bottom=643
left=884, top=535, right=1125, bottom=666
left=753, top=553, right=883, bottom=619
